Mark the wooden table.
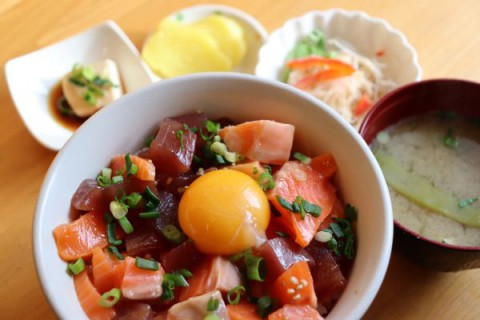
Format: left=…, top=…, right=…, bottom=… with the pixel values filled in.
left=1, top=0, right=479, bottom=319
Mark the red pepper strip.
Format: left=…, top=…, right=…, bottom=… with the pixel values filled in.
left=293, top=68, right=355, bottom=90
left=353, top=93, right=372, bottom=117
left=287, top=57, right=355, bottom=89
left=287, top=56, right=353, bottom=70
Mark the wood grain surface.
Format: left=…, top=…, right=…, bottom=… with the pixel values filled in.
left=1, top=1, right=479, bottom=319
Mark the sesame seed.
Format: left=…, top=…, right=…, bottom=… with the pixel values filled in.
left=300, top=279, right=308, bottom=286
left=296, top=284, right=304, bottom=290
left=292, top=294, right=301, bottom=300
left=287, top=288, right=295, bottom=294
left=289, top=276, right=299, bottom=284
left=315, top=230, right=333, bottom=243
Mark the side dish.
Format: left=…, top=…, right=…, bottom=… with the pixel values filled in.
left=142, top=14, right=247, bottom=78
left=283, top=30, right=395, bottom=128
left=51, top=60, right=123, bottom=129
left=371, top=112, right=480, bottom=246
left=52, top=112, right=357, bottom=319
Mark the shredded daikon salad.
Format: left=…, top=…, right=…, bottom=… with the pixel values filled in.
left=283, top=30, right=396, bottom=128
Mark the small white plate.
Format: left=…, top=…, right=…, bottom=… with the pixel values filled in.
left=5, top=20, right=156, bottom=151
left=144, top=4, right=269, bottom=79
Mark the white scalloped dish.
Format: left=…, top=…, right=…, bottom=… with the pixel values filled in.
left=255, top=9, right=422, bottom=127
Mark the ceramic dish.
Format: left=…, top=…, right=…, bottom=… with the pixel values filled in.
left=34, top=73, right=393, bottom=319
left=5, top=20, right=155, bottom=151
left=255, top=9, right=421, bottom=126
left=142, top=4, right=268, bottom=79
left=359, top=79, right=480, bottom=272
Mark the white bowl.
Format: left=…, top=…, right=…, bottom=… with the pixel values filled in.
left=34, top=73, right=393, bottom=320
left=143, top=4, right=269, bottom=79
left=255, top=9, right=421, bottom=120
left=5, top=20, right=155, bottom=151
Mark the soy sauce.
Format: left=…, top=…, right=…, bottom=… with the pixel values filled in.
left=48, top=82, right=85, bottom=131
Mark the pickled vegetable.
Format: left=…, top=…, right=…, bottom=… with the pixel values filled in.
left=375, top=150, right=480, bottom=227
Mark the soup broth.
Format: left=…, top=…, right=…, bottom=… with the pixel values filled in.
left=372, top=112, right=480, bottom=246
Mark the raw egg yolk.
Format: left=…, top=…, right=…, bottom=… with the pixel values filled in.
left=178, top=169, right=270, bottom=255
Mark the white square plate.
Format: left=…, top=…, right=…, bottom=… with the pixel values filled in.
left=5, top=20, right=156, bottom=151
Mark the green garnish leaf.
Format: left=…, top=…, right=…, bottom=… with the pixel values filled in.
left=227, top=285, right=246, bottom=305
left=135, top=257, right=159, bottom=271
left=176, top=129, right=184, bottom=150
left=207, top=297, right=220, bottom=312
left=458, top=197, right=479, bottom=209
left=257, top=172, right=275, bottom=191
left=275, top=231, right=289, bottom=238
left=275, top=195, right=322, bottom=219
left=256, top=296, right=276, bottom=318
left=83, top=90, right=97, bottom=106
left=443, top=128, right=458, bottom=149
left=293, top=152, right=311, bottom=164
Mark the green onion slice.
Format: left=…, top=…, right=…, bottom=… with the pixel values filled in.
left=227, top=285, right=245, bottom=305
left=107, top=246, right=124, bottom=260
left=257, top=172, right=275, bottom=191
left=139, top=211, right=160, bottom=219
left=106, top=221, right=122, bottom=246
left=68, top=258, right=86, bottom=275
left=144, top=187, right=160, bottom=206
left=112, top=175, right=124, bottom=184
left=162, top=224, right=184, bottom=244
left=244, top=251, right=266, bottom=282
left=256, top=295, right=276, bottom=318
left=207, top=297, right=220, bottom=312
left=118, top=216, right=134, bottom=234
left=293, top=152, right=311, bottom=164
left=443, top=128, right=458, bottom=149
left=110, top=200, right=128, bottom=220
left=135, top=257, right=159, bottom=271
left=98, top=288, right=121, bottom=308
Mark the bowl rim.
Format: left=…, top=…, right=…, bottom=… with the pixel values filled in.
left=33, top=72, right=393, bottom=319
left=359, top=77, right=480, bottom=252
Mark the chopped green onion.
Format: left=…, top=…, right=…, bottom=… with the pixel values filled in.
left=275, top=195, right=322, bottom=219
left=144, top=187, right=160, bottom=205
left=443, top=128, right=458, bottom=149
left=110, top=200, right=128, bottom=219
left=125, top=192, right=142, bottom=208
left=68, top=258, right=86, bottom=275
left=227, top=285, right=245, bottom=305
left=329, top=222, right=344, bottom=238
left=135, top=257, right=159, bottom=271
left=83, top=90, right=97, bottom=106
left=103, top=212, right=115, bottom=224
left=82, top=66, right=96, bottom=81
left=125, top=154, right=137, bottom=176
left=161, top=270, right=191, bottom=301
left=162, top=224, right=184, bottom=244
left=228, top=252, right=244, bottom=262
left=244, top=251, right=266, bottom=282
left=458, top=197, right=479, bottom=208
left=139, top=211, right=160, bottom=219
left=253, top=167, right=259, bottom=174
left=97, top=175, right=111, bottom=188
left=68, top=77, right=85, bottom=87
left=98, top=288, right=121, bottom=308
left=205, top=120, right=220, bottom=134
left=224, top=151, right=238, bottom=163
left=118, top=216, right=134, bottom=234
left=207, top=297, right=220, bottom=312
left=256, top=295, right=275, bottom=318
left=293, top=152, right=311, bottom=164
left=106, top=220, right=122, bottom=246
left=176, top=130, right=185, bottom=150
left=107, top=246, right=124, bottom=260
left=112, top=175, right=124, bottom=184
left=275, top=231, right=289, bottom=238
left=215, top=154, right=226, bottom=164
left=257, top=172, right=275, bottom=191
left=210, top=141, right=227, bottom=155
left=345, top=203, right=358, bottom=220
left=145, top=135, right=155, bottom=148
left=164, top=273, right=189, bottom=287
left=183, top=123, right=198, bottom=133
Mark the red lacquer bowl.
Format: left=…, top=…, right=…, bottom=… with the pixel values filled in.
left=359, top=79, right=480, bottom=272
